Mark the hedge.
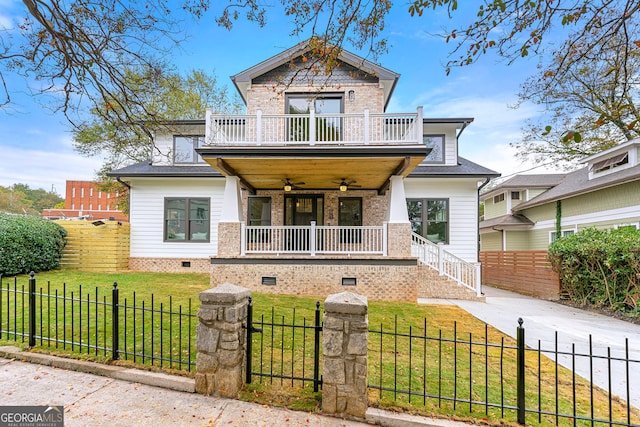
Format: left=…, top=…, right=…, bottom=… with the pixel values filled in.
left=548, top=227, right=640, bottom=312
left=0, top=213, right=67, bottom=276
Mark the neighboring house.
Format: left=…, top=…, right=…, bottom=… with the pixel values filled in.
left=480, top=139, right=640, bottom=250
left=108, top=40, right=498, bottom=301
left=42, top=180, right=128, bottom=222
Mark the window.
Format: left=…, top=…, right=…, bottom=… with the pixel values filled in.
left=591, top=152, right=629, bottom=173
left=248, top=197, right=272, bottom=243
left=285, top=94, right=343, bottom=142
left=407, top=198, right=449, bottom=244
left=423, top=135, right=445, bottom=163
left=511, top=191, right=521, bottom=200
left=72, top=188, right=76, bottom=197
left=338, top=197, right=362, bottom=243
left=81, top=188, right=84, bottom=198
left=89, top=188, right=93, bottom=197
left=248, top=197, right=272, bottom=226
left=174, top=136, right=205, bottom=164
left=164, top=198, right=210, bottom=242
left=614, top=223, right=639, bottom=231
left=550, top=229, right=575, bottom=243
left=493, top=193, right=505, bottom=203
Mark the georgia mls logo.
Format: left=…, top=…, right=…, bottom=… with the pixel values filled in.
left=0, top=405, right=64, bottom=427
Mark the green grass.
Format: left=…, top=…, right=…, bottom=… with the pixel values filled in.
left=1, top=271, right=639, bottom=426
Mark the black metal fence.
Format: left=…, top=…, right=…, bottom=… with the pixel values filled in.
left=245, top=297, right=323, bottom=391
left=0, top=273, right=197, bottom=371
left=369, top=315, right=640, bottom=426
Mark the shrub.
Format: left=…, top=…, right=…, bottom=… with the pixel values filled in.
left=548, top=227, right=640, bottom=311
left=0, top=213, right=67, bottom=276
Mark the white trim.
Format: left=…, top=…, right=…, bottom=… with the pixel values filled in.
left=533, top=205, right=640, bottom=229
left=614, top=222, right=640, bottom=230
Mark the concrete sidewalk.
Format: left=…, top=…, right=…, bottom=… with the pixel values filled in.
left=0, top=347, right=467, bottom=427
left=420, top=286, right=640, bottom=409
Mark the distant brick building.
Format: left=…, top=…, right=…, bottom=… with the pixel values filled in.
left=42, top=180, right=128, bottom=222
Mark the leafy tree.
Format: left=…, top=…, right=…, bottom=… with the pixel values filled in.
left=511, top=35, right=640, bottom=168
left=72, top=67, right=243, bottom=174
left=0, top=186, right=33, bottom=214
left=0, top=184, right=64, bottom=215
left=3, top=0, right=640, bottom=138
left=10, top=183, right=64, bottom=212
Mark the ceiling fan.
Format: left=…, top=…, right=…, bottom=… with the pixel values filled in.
left=333, top=178, right=361, bottom=191
left=282, top=178, right=305, bottom=191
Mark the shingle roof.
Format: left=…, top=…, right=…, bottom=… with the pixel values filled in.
left=409, top=157, right=500, bottom=178
left=515, top=163, right=640, bottom=210
left=107, top=161, right=223, bottom=178
left=479, top=214, right=534, bottom=230
left=481, top=174, right=567, bottom=199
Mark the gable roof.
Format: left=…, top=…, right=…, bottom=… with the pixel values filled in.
left=231, top=39, right=400, bottom=110
left=481, top=174, right=567, bottom=200
left=514, top=162, right=640, bottom=211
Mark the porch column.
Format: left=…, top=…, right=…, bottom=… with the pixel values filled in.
left=218, top=176, right=243, bottom=257
left=386, top=175, right=412, bottom=257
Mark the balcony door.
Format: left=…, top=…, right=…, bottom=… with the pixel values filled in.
left=286, top=94, right=343, bottom=142
left=284, top=195, right=324, bottom=251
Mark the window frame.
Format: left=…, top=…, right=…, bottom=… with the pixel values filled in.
left=493, top=193, right=505, bottom=203
left=407, top=198, right=450, bottom=244
left=173, top=135, right=206, bottom=164
left=549, top=228, right=576, bottom=243
left=164, top=197, right=210, bottom=243
left=338, top=197, right=363, bottom=243
left=422, top=134, right=446, bottom=164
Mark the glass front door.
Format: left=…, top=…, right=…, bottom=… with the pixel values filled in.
left=284, top=195, right=324, bottom=251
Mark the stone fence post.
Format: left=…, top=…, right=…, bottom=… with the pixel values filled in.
left=195, top=282, right=250, bottom=397
left=322, top=291, right=368, bottom=419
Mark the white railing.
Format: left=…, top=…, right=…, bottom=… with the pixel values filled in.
left=411, top=232, right=482, bottom=296
left=241, top=222, right=386, bottom=255
left=206, top=108, right=422, bottom=146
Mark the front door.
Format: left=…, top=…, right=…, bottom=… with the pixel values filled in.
left=284, top=195, right=324, bottom=251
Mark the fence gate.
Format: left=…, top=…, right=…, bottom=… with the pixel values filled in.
left=245, top=297, right=323, bottom=391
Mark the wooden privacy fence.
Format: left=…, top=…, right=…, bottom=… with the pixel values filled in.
left=480, top=251, right=560, bottom=300
left=54, top=220, right=130, bottom=271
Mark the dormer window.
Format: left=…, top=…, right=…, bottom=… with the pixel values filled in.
left=590, top=152, right=628, bottom=174
left=174, top=136, right=205, bottom=164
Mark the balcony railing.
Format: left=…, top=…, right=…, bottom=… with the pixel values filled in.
left=206, top=108, right=423, bottom=146
left=241, top=222, right=387, bottom=255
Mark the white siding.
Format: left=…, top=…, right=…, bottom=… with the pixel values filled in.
left=151, top=124, right=206, bottom=165
left=421, top=123, right=460, bottom=166
left=404, top=177, right=481, bottom=262
left=128, top=177, right=225, bottom=258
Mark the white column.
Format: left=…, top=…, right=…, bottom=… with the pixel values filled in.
left=220, top=176, right=243, bottom=222
left=387, top=175, right=409, bottom=223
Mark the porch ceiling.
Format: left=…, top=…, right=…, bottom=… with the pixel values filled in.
left=198, top=145, right=429, bottom=194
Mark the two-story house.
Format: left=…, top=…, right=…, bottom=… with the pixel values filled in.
left=109, top=40, right=499, bottom=301
left=479, top=139, right=640, bottom=299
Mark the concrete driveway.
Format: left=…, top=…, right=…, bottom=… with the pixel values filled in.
left=420, top=286, right=640, bottom=409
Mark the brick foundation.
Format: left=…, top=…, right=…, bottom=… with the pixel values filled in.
left=210, top=258, right=418, bottom=302
left=129, top=257, right=210, bottom=273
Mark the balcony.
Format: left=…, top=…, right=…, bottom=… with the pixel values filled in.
left=205, top=108, right=423, bottom=146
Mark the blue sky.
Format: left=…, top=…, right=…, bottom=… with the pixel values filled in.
left=0, top=0, right=554, bottom=195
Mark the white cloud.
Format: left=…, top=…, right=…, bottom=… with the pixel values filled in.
left=0, top=145, right=102, bottom=194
